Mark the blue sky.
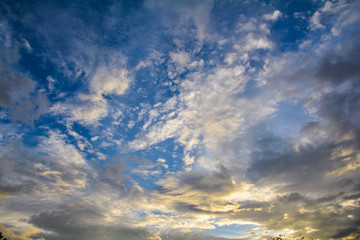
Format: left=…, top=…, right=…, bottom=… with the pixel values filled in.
left=1, top=0, right=360, bottom=239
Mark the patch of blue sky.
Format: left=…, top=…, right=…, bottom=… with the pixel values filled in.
left=233, top=80, right=260, bottom=99
left=132, top=74, right=177, bottom=106
left=268, top=99, right=312, bottom=139
left=148, top=210, right=174, bottom=217
left=268, top=0, right=322, bottom=51
left=0, top=111, right=11, bottom=123
left=204, top=223, right=258, bottom=239
left=22, top=121, right=66, bottom=148
left=248, top=52, right=271, bottom=68
left=66, top=122, right=94, bottom=147
left=130, top=138, right=185, bottom=172
left=16, top=46, right=89, bottom=104
left=195, top=41, right=221, bottom=61
left=122, top=161, right=163, bottom=190
left=134, top=209, right=176, bottom=221
left=209, top=1, right=260, bottom=34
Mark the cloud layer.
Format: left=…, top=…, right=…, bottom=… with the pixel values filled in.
left=1, top=1, right=360, bottom=239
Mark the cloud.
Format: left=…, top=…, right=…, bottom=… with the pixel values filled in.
left=315, top=32, right=360, bottom=85
left=1, top=1, right=360, bottom=239
left=264, top=10, right=282, bottom=21
left=0, top=130, right=92, bottom=204
left=0, top=129, right=105, bottom=238
left=310, top=11, right=324, bottom=30
left=0, top=224, right=44, bottom=240
left=247, top=136, right=340, bottom=193
left=49, top=58, right=132, bottom=126
left=169, top=51, right=190, bottom=68
left=130, top=62, right=277, bottom=170
left=50, top=93, right=108, bottom=126
left=90, top=64, right=131, bottom=96
left=309, top=0, right=360, bottom=35
left=168, top=50, right=191, bottom=78
left=127, top=2, right=360, bottom=238
left=239, top=16, right=360, bottom=237
left=29, top=202, right=153, bottom=240
left=1, top=1, right=133, bottom=126
left=147, top=235, right=162, bottom=240
left=148, top=0, right=213, bottom=43
left=243, top=33, right=273, bottom=51
left=0, top=56, right=49, bottom=123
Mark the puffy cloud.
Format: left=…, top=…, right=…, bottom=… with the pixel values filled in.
left=242, top=33, right=273, bottom=51
left=169, top=51, right=190, bottom=68
left=264, top=10, right=282, bottom=21
left=90, top=64, right=131, bottom=96
left=168, top=50, right=191, bottom=78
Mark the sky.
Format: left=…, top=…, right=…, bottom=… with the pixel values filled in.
left=0, top=0, right=360, bottom=239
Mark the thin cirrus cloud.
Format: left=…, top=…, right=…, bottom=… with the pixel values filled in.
left=1, top=0, right=360, bottom=240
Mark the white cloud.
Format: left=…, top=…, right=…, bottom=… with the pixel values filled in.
left=66, top=126, right=91, bottom=151
left=310, top=11, right=324, bottom=30
left=46, top=76, right=56, bottom=91
left=132, top=169, right=162, bottom=177
left=242, top=33, right=273, bottom=51
left=264, top=10, right=282, bottom=21
left=50, top=59, right=132, bottom=126
left=183, top=154, right=194, bottom=166
left=39, top=130, right=88, bottom=167
left=130, top=62, right=278, bottom=169
left=169, top=51, right=190, bottom=68
left=21, top=38, right=32, bottom=52
left=50, top=94, right=108, bottom=126
left=128, top=120, right=135, bottom=128
left=309, top=1, right=360, bottom=35
left=90, top=65, right=131, bottom=96
left=168, top=50, right=192, bottom=79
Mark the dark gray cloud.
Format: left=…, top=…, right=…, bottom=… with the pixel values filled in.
left=181, top=165, right=235, bottom=194
left=0, top=179, right=39, bottom=197
left=315, top=31, right=360, bottom=85
left=245, top=51, right=360, bottom=237
left=214, top=188, right=360, bottom=239
left=243, top=109, right=360, bottom=237
left=246, top=136, right=334, bottom=187
left=0, top=132, right=93, bottom=215
left=30, top=202, right=150, bottom=240
left=311, top=29, right=360, bottom=152
left=318, top=84, right=360, bottom=142
left=29, top=200, right=230, bottom=240
left=103, top=157, right=127, bottom=184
